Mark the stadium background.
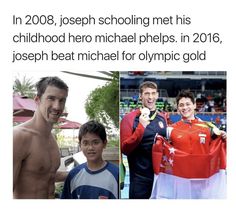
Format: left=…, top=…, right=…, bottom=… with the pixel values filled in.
left=119, top=71, right=226, bottom=198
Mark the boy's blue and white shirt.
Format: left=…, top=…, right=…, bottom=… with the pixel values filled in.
left=61, top=162, right=119, bottom=199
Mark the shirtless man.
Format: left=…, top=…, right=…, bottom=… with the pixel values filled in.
left=13, top=76, right=69, bottom=199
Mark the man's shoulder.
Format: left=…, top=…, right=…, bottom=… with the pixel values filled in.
left=14, top=123, right=39, bottom=136
left=13, top=125, right=28, bottom=140
left=171, top=120, right=184, bottom=128
left=122, top=109, right=140, bottom=122
left=156, top=111, right=168, bottom=122
left=13, top=124, right=40, bottom=146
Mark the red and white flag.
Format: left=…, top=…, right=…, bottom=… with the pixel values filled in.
left=151, top=135, right=226, bottom=199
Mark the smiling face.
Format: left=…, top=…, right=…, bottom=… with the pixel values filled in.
left=80, top=132, right=107, bottom=163
left=35, top=85, right=68, bottom=124
left=177, top=97, right=196, bottom=120
left=140, top=87, right=158, bottom=111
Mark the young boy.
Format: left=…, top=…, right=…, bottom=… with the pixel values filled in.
left=61, top=120, right=119, bottom=199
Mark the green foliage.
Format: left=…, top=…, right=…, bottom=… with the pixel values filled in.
left=54, top=183, right=64, bottom=198
left=13, top=75, right=36, bottom=98
left=107, top=138, right=119, bottom=147
left=53, top=129, right=76, bottom=148
left=85, top=72, right=119, bottom=128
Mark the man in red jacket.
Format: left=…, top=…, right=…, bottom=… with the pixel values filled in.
left=120, top=81, right=167, bottom=199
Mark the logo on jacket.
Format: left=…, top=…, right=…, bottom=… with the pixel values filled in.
left=158, top=121, right=164, bottom=129
left=99, top=195, right=108, bottom=199
left=199, top=133, right=206, bottom=144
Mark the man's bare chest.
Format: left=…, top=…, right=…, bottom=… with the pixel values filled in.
left=23, top=136, right=60, bottom=174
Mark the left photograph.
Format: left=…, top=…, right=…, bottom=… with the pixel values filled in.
left=13, top=71, right=119, bottom=199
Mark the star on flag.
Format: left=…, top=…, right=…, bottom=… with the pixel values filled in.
left=169, top=147, right=176, bottom=154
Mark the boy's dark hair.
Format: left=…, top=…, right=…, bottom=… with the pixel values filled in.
left=176, top=90, right=195, bottom=105
left=79, top=120, right=107, bottom=143
left=36, top=76, right=68, bottom=98
left=139, top=81, right=158, bottom=94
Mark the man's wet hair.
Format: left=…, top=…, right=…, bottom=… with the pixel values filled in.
left=139, top=81, right=158, bottom=94
left=36, top=76, right=68, bottom=98
left=79, top=120, right=107, bottom=143
left=176, top=90, right=195, bottom=105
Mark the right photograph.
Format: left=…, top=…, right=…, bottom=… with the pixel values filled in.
left=119, top=71, right=226, bottom=199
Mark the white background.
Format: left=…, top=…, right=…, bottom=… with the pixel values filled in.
left=1, top=0, right=236, bottom=215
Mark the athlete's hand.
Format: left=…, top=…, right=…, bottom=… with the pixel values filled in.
left=220, top=130, right=227, bottom=140
left=139, top=113, right=150, bottom=128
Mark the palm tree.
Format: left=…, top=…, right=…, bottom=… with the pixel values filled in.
left=13, top=75, right=36, bottom=98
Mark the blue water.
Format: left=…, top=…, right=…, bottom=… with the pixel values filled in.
left=121, top=154, right=129, bottom=199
